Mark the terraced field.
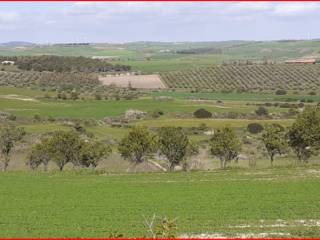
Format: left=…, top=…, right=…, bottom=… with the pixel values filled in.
left=160, top=64, right=320, bottom=90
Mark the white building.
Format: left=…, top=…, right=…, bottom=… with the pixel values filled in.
left=1, top=61, right=15, bottom=65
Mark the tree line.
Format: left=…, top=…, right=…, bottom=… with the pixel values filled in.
left=0, top=105, right=320, bottom=172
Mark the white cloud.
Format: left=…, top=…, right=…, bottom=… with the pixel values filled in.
left=0, top=12, right=19, bottom=23
left=272, top=3, right=320, bottom=16
left=1, top=2, right=320, bottom=42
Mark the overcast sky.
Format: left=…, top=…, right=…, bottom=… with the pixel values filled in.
left=0, top=2, right=320, bottom=43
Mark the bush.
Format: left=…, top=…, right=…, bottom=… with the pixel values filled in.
left=34, top=114, right=41, bottom=122
left=247, top=123, right=264, bottom=134
left=193, top=108, right=212, bottom=118
left=255, top=106, right=268, bottom=116
left=308, top=91, right=317, bottom=96
left=275, top=89, right=287, bottom=95
left=8, top=114, right=16, bottom=121
left=150, top=109, right=164, bottom=119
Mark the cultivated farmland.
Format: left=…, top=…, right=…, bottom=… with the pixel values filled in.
left=1, top=43, right=320, bottom=238
left=160, top=64, right=320, bottom=90
left=99, top=74, right=166, bottom=89
left=1, top=167, right=320, bottom=238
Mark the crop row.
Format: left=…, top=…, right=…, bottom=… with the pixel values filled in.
left=160, top=64, right=320, bottom=91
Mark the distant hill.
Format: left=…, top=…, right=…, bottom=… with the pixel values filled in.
left=0, top=41, right=35, bottom=47
left=0, top=39, right=320, bottom=73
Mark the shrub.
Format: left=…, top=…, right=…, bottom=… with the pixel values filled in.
left=193, top=108, right=212, bottom=118
left=247, top=123, right=264, bottom=134
left=255, top=106, right=268, bottom=116
left=150, top=109, right=164, bottom=119
left=7, top=114, right=17, bottom=121
left=275, top=89, right=287, bottom=95
left=94, top=93, right=102, bottom=100
left=34, top=114, right=41, bottom=122
left=308, top=91, right=317, bottom=96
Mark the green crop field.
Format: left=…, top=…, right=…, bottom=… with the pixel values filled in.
left=0, top=167, right=320, bottom=238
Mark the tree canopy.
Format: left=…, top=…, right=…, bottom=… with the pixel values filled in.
left=209, top=127, right=241, bottom=169
left=287, top=106, right=320, bottom=162
left=118, top=127, right=156, bottom=165
left=158, top=127, right=198, bottom=171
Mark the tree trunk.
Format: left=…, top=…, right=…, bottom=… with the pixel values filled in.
left=270, top=154, right=274, bottom=167
left=169, top=163, right=175, bottom=172
left=220, top=158, right=226, bottom=169
left=2, top=155, right=9, bottom=172
left=43, top=162, right=48, bottom=172
left=59, top=164, right=64, bottom=171
left=182, top=160, right=188, bottom=172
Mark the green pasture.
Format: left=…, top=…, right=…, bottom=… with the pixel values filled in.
left=0, top=97, right=277, bottom=120
left=135, top=118, right=293, bottom=129
left=0, top=167, right=320, bottom=237
left=151, top=91, right=320, bottom=102
left=0, top=87, right=298, bottom=120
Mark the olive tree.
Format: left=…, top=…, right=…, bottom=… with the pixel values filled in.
left=287, top=106, right=320, bottom=163
left=209, top=127, right=241, bottom=169
left=0, top=125, right=25, bottom=171
left=118, top=127, right=156, bottom=165
left=27, top=139, right=51, bottom=171
left=80, top=140, right=111, bottom=169
left=27, top=132, right=111, bottom=171
left=157, top=127, right=198, bottom=171
left=46, top=131, right=84, bottom=171
left=262, top=124, right=287, bottom=166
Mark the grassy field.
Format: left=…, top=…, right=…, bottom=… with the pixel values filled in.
left=0, top=87, right=308, bottom=120
left=151, top=90, right=320, bottom=102
left=0, top=166, right=320, bottom=237
left=0, top=95, right=287, bottom=120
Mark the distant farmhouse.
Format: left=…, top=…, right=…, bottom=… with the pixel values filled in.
left=1, top=61, right=15, bottom=65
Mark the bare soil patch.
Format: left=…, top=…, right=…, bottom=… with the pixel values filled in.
left=99, top=74, right=166, bottom=89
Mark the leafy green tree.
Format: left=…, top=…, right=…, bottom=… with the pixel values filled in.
left=80, top=141, right=111, bottom=169
left=262, top=124, right=287, bottom=166
left=0, top=125, right=25, bottom=171
left=158, top=127, right=198, bottom=171
left=287, top=106, right=320, bottom=162
left=118, top=127, right=156, bottom=165
left=47, top=131, right=83, bottom=171
left=209, top=127, right=241, bottom=169
left=27, top=139, right=51, bottom=171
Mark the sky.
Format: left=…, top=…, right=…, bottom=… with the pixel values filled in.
left=0, top=2, right=320, bottom=43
